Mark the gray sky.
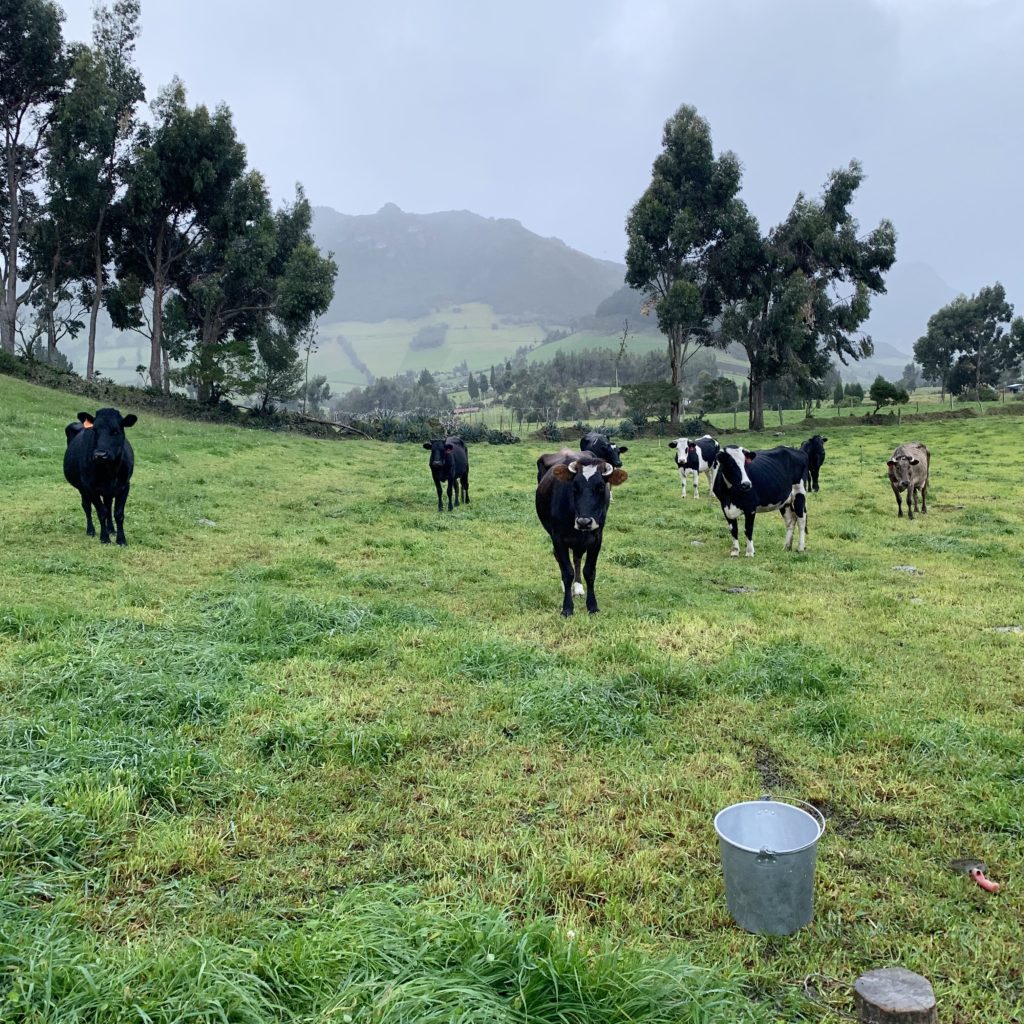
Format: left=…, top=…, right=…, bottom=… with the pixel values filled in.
left=59, top=0, right=1022, bottom=299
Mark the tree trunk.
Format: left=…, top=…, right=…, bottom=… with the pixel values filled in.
left=669, top=330, right=682, bottom=424
left=149, top=227, right=165, bottom=391
left=87, top=211, right=107, bottom=380
left=1, top=158, right=20, bottom=355
left=45, top=272, right=57, bottom=360
left=162, top=347, right=171, bottom=395
left=749, top=376, right=765, bottom=431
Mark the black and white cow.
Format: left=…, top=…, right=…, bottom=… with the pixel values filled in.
left=535, top=454, right=627, bottom=616
left=800, top=434, right=827, bottom=493
left=711, top=445, right=809, bottom=557
left=668, top=434, right=719, bottom=498
left=423, top=436, right=469, bottom=511
left=63, top=408, right=137, bottom=545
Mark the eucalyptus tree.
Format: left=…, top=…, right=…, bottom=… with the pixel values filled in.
left=107, top=79, right=246, bottom=390
left=171, top=180, right=337, bottom=403
left=624, top=105, right=757, bottom=424
left=45, top=0, right=143, bottom=376
left=914, top=284, right=1020, bottom=396
left=0, top=0, right=67, bottom=354
left=721, top=162, right=896, bottom=430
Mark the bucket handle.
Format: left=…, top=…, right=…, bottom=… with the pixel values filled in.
left=760, top=793, right=827, bottom=840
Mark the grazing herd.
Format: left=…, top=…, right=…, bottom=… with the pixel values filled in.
left=58, top=407, right=933, bottom=617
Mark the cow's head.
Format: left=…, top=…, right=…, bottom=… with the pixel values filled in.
left=715, top=445, right=755, bottom=491
left=804, top=434, right=828, bottom=461
left=423, top=439, right=453, bottom=469
left=87, top=408, right=136, bottom=463
left=668, top=438, right=696, bottom=468
left=582, top=433, right=626, bottom=468
left=551, top=458, right=627, bottom=531
left=886, top=453, right=919, bottom=491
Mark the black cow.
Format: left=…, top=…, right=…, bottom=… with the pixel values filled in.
left=423, top=436, right=469, bottom=511
left=668, top=434, right=720, bottom=498
left=800, top=434, right=828, bottom=492
left=581, top=431, right=627, bottom=467
left=535, top=454, right=627, bottom=616
left=712, top=445, right=809, bottom=557
left=63, top=408, right=137, bottom=545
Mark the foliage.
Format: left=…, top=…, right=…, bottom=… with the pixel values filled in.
left=868, top=375, right=910, bottom=413
left=700, top=375, right=739, bottom=411
left=625, top=105, right=753, bottom=422
left=620, top=381, right=678, bottom=420
left=899, top=362, right=920, bottom=392
left=914, top=283, right=1023, bottom=396
left=721, top=162, right=896, bottom=430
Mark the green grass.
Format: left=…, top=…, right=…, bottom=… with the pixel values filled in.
left=2, top=373, right=1024, bottom=1022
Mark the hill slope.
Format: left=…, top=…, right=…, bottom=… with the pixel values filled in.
left=313, top=203, right=625, bottom=322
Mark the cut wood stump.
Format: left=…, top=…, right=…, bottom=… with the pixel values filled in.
left=854, top=968, right=937, bottom=1023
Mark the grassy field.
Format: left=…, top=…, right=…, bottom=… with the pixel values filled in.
left=2, top=373, right=1022, bottom=1023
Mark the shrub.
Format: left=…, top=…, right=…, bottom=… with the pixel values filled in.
left=616, top=419, right=637, bottom=439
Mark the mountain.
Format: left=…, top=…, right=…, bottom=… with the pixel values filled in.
left=861, top=261, right=958, bottom=360
left=312, top=203, right=625, bottom=323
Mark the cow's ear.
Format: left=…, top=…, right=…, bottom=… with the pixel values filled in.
left=821, top=437, right=828, bottom=443
left=618, top=446, right=628, bottom=454
left=886, top=459, right=896, bottom=468
left=77, top=412, right=94, bottom=425
left=121, top=414, right=137, bottom=428
left=668, top=441, right=678, bottom=448
left=423, top=442, right=432, bottom=449
left=444, top=444, right=453, bottom=452
left=607, top=468, right=628, bottom=486
left=909, top=458, right=919, bottom=465
left=743, top=449, right=755, bottom=462
left=551, top=464, right=574, bottom=482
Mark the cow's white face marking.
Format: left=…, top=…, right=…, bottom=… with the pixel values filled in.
left=581, top=465, right=598, bottom=480
left=724, top=447, right=752, bottom=488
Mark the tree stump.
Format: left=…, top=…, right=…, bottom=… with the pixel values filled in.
left=854, top=968, right=937, bottom=1023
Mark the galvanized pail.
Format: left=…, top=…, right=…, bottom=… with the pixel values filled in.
left=713, top=794, right=826, bottom=935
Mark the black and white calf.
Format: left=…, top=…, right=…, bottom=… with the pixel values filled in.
left=668, top=434, right=719, bottom=498
left=712, top=445, right=809, bottom=557
left=800, top=434, right=827, bottom=493
left=535, top=454, right=627, bottom=616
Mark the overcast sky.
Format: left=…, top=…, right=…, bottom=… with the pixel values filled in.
left=58, top=0, right=1022, bottom=299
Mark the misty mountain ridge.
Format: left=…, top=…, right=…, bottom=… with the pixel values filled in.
left=312, top=203, right=625, bottom=323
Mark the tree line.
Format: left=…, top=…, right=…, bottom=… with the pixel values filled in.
left=1, top=0, right=337, bottom=405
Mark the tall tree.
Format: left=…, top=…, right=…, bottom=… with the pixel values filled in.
left=46, top=1, right=143, bottom=377
left=107, top=79, right=246, bottom=391
left=0, top=0, right=67, bottom=354
left=625, top=105, right=756, bottom=424
left=722, top=162, right=896, bottom=430
left=914, top=284, right=1019, bottom=397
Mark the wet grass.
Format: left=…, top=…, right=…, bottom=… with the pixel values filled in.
left=1, top=373, right=1023, bottom=1021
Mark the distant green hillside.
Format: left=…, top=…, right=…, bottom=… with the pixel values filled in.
left=312, top=203, right=625, bottom=322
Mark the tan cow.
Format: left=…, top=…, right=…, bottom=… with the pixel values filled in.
left=887, top=442, right=930, bottom=519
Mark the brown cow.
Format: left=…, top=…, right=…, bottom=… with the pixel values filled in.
left=887, top=442, right=930, bottom=519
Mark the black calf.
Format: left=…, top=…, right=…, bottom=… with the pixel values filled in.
left=424, top=436, right=469, bottom=511
left=800, top=434, right=827, bottom=492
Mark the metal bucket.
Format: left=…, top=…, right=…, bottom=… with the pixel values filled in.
left=713, top=795, right=825, bottom=935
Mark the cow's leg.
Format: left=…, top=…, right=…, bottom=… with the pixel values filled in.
left=693, top=469, right=700, bottom=500
left=782, top=505, right=796, bottom=550
left=906, top=486, right=914, bottom=521
left=113, top=484, right=130, bottom=546
left=744, top=512, right=756, bottom=557
left=80, top=492, right=96, bottom=536
left=892, top=486, right=903, bottom=518
left=725, top=513, right=740, bottom=556
left=461, top=471, right=469, bottom=505
left=434, top=476, right=443, bottom=512
left=583, top=540, right=602, bottom=614
left=553, top=542, right=576, bottom=616
left=812, top=468, right=820, bottom=493
left=794, top=490, right=807, bottom=552
left=447, top=475, right=455, bottom=511
left=95, top=495, right=112, bottom=544
left=571, top=551, right=584, bottom=597
left=679, top=467, right=687, bottom=498
left=920, top=479, right=928, bottom=514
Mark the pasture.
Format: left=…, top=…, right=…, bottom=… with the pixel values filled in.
left=1, top=374, right=1022, bottom=1023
